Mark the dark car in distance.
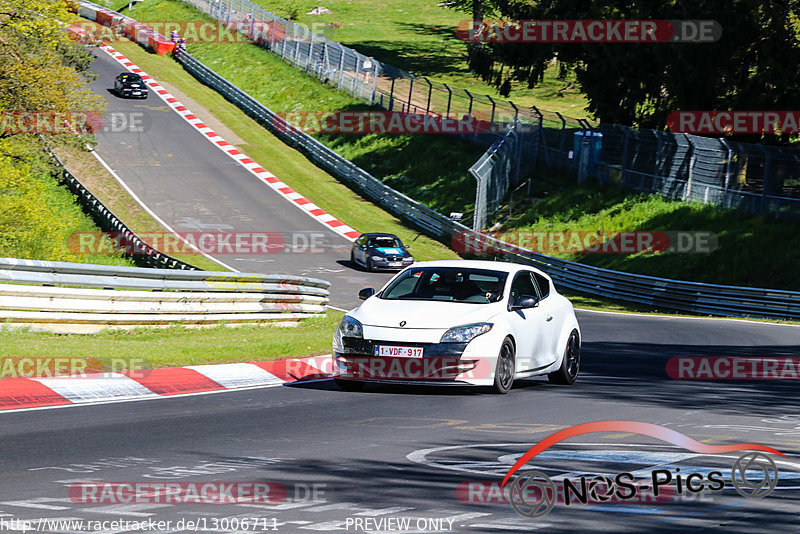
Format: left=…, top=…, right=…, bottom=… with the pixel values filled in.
left=351, top=233, right=414, bottom=271
left=114, top=73, right=148, bottom=99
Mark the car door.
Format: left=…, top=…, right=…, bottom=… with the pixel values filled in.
left=356, top=236, right=369, bottom=265
left=532, top=272, right=559, bottom=363
left=505, top=271, right=550, bottom=372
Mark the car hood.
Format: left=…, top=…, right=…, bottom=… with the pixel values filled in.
left=368, top=246, right=411, bottom=257
left=351, top=298, right=503, bottom=329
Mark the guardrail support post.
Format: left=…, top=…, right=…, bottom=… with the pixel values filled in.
left=406, top=75, right=415, bottom=113
left=445, top=84, right=452, bottom=118
left=424, top=78, right=433, bottom=115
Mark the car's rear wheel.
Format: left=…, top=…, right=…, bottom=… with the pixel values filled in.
left=334, top=378, right=365, bottom=391
left=491, top=337, right=515, bottom=394
left=548, top=330, right=580, bottom=385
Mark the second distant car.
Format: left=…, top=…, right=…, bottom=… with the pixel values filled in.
left=351, top=233, right=414, bottom=271
left=114, top=73, right=148, bottom=99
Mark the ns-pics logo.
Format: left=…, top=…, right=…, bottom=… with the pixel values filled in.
left=501, top=421, right=783, bottom=518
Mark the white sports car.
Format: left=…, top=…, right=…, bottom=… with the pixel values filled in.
left=332, top=260, right=581, bottom=393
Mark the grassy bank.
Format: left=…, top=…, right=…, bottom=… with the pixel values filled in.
left=494, top=177, right=800, bottom=290
left=0, top=311, right=343, bottom=367
left=0, top=137, right=134, bottom=267
left=235, top=0, right=588, bottom=116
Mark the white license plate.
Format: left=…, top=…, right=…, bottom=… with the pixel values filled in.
left=132, top=91, right=141, bottom=95
left=389, top=262, right=402, bottom=267
left=374, top=345, right=423, bottom=358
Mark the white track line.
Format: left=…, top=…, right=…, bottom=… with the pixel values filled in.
left=88, top=146, right=237, bottom=271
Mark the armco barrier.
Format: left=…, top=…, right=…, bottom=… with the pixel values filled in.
left=170, top=51, right=800, bottom=321
left=0, top=258, right=329, bottom=333
left=78, top=1, right=174, bottom=55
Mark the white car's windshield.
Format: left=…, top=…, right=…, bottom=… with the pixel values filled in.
left=380, top=267, right=507, bottom=303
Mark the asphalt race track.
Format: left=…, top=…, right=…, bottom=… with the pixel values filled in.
left=0, top=47, right=797, bottom=534
left=86, top=48, right=396, bottom=310
left=1, top=313, right=799, bottom=532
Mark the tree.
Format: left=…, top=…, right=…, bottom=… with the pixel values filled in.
left=0, top=0, right=104, bottom=139
left=447, top=0, right=800, bottom=136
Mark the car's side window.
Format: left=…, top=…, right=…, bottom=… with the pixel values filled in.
left=533, top=273, right=550, bottom=300
left=357, top=236, right=366, bottom=246
left=509, top=272, right=538, bottom=305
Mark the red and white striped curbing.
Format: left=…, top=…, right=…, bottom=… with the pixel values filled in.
left=0, top=356, right=333, bottom=412
left=97, top=42, right=361, bottom=242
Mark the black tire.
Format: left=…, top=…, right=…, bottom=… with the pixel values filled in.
left=491, top=337, right=515, bottom=394
left=334, top=378, right=365, bottom=391
left=350, top=250, right=357, bottom=267
left=548, top=330, right=580, bottom=385
left=366, top=257, right=376, bottom=272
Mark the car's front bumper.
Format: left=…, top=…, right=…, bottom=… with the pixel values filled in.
left=369, top=257, right=413, bottom=270
left=121, top=89, right=148, bottom=98
left=332, top=338, right=494, bottom=385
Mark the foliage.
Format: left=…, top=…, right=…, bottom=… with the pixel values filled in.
left=448, top=0, right=800, bottom=137
left=0, top=0, right=104, bottom=131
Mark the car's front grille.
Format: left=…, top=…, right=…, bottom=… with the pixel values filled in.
left=340, top=338, right=467, bottom=358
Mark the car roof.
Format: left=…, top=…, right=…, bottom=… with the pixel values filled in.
left=405, top=259, right=550, bottom=278
left=362, top=233, right=400, bottom=239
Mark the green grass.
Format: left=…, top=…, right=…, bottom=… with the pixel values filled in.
left=0, top=137, right=135, bottom=268
left=494, top=176, right=800, bottom=290
left=248, top=0, right=589, bottom=116
left=0, top=310, right=343, bottom=368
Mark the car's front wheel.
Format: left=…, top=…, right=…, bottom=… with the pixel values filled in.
left=491, top=337, right=515, bottom=394
left=548, top=330, right=580, bottom=385
left=334, top=378, right=365, bottom=391
left=366, top=257, right=376, bottom=272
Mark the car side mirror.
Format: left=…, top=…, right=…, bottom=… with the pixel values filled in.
left=404, top=245, right=411, bottom=249
left=358, top=287, right=376, bottom=300
left=510, top=294, right=539, bottom=311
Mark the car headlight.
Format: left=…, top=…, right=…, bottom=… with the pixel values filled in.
left=333, top=315, right=364, bottom=352
left=371, top=255, right=384, bottom=261
left=440, top=322, right=493, bottom=343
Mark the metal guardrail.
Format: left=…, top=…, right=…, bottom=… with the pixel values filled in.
left=0, top=258, right=330, bottom=332
left=172, top=51, right=800, bottom=320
